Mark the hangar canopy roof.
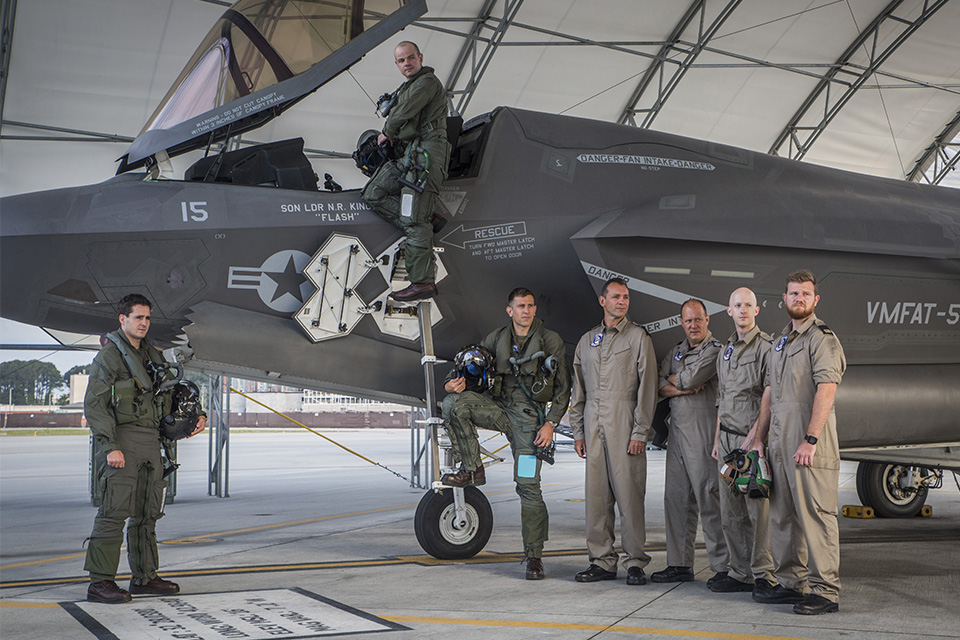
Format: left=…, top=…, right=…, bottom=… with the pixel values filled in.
left=2, top=0, right=960, bottom=196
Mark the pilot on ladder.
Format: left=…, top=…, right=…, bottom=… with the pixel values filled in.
left=360, top=40, right=450, bottom=302
left=441, top=288, right=570, bottom=580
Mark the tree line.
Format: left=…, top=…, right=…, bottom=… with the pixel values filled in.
left=0, top=361, right=90, bottom=405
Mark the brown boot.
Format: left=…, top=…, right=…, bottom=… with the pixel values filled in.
left=390, top=282, right=438, bottom=302
left=441, top=465, right=485, bottom=487
left=525, top=557, right=545, bottom=580
left=129, top=576, right=180, bottom=595
left=87, top=580, right=132, bottom=604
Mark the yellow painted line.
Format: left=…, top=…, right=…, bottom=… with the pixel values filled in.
left=0, top=503, right=420, bottom=570
left=384, top=616, right=825, bottom=640
left=1, top=553, right=89, bottom=570
left=163, top=503, right=418, bottom=542
left=0, top=601, right=62, bottom=609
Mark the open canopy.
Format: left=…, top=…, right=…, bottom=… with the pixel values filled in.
left=118, top=0, right=426, bottom=172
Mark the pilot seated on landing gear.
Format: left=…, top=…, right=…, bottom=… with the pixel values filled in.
left=440, top=289, right=571, bottom=580
left=440, top=345, right=497, bottom=487
left=358, top=40, right=450, bottom=302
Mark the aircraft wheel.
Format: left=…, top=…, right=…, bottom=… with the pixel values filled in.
left=414, top=486, right=493, bottom=559
left=855, top=461, right=928, bottom=518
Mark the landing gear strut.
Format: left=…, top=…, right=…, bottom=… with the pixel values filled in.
left=855, top=461, right=940, bottom=518
left=411, top=300, right=494, bottom=559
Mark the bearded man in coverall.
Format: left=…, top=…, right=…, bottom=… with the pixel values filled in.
left=361, top=40, right=450, bottom=302
left=709, top=287, right=776, bottom=595
left=751, top=270, right=845, bottom=615
left=84, top=294, right=206, bottom=604
left=651, top=299, right=729, bottom=585
left=442, top=288, right=570, bottom=580
left=569, top=278, right=658, bottom=586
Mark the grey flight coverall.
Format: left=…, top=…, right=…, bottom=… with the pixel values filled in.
left=569, top=317, right=658, bottom=573
left=444, top=318, right=571, bottom=559
left=766, top=314, right=845, bottom=602
left=658, top=331, right=728, bottom=572
left=84, top=330, right=175, bottom=585
left=361, top=65, right=451, bottom=285
left=715, top=326, right=776, bottom=585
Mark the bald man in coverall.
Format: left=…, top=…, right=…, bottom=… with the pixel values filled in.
left=569, top=278, right=658, bottom=586
left=709, top=287, right=776, bottom=595
left=752, top=269, right=845, bottom=615
left=651, top=299, right=729, bottom=585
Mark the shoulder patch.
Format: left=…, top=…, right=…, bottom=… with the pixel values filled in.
left=759, top=331, right=774, bottom=343
left=816, top=324, right=834, bottom=335
left=711, top=340, right=722, bottom=348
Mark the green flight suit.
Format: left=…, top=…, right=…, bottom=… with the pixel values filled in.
left=444, top=318, right=571, bottom=558
left=83, top=329, right=175, bottom=585
left=361, top=65, right=451, bottom=285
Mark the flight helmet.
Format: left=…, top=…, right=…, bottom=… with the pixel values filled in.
left=160, top=380, right=202, bottom=441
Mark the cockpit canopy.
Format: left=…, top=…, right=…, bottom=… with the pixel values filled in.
left=118, top=0, right=424, bottom=173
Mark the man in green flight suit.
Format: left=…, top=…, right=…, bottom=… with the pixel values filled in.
left=361, top=40, right=451, bottom=302
left=441, top=288, right=571, bottom=580
left=84, top=294, right=206, bottom=604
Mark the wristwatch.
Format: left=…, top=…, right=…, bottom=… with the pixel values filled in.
left=804, top=434, right=818, bottom=445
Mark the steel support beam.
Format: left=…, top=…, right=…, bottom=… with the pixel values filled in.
left=442, top=0, right=524, bottom=117
left=618, top=0, right=742, bottom=128
left=0, top=120, right=134, bottom=143
left=0, top=0, right=18, bottom=127
left=769, top=0, right=950, bottom=161
left=907, top=109, right=960, bottom=185
left=208, top=374, right=230, bottom=498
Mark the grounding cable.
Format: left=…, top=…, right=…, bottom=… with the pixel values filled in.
left=229, top=387, right=410, bottom=483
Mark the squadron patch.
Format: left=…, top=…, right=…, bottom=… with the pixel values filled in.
left=775, top=335, right=788, bottom=352
left=711, top=340, right=722, bottom=348
left=674, top=350, right=683, bottom=361
left=591, top=333, right=603, bottom=347
left=723, top=345, right=734, bottom=361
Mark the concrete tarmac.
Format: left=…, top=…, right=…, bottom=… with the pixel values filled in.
left=1, top=430, right=959, bottom=639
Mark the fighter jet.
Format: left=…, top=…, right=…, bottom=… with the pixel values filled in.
left=2, top=0, right=958, bottom=558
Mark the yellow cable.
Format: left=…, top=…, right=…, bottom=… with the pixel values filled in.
left=230, top=387, right=381, bottom=467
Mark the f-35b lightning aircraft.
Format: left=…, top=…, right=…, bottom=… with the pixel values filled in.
left=2, top=0, right=958, bottom=558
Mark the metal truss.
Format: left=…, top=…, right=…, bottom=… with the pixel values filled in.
left=769, top=0, right=950, bottom=161
left=907, top=109, right=960, bottom=185
left=618, top=0, right=742, bottom=128
left=440, top=0, right=524, bottom=116
left=0, top=0, right=17, bottom=126
left=0, top=120, right=134, bottom=143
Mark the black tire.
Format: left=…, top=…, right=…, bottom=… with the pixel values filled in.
left=855, top=461, right=929, bottom=518
left=414, top=486, right=493, bottom=559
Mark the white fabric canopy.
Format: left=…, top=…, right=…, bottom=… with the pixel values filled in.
left=3, top=0, right=960, bottom=198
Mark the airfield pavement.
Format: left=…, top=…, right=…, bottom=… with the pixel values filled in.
left=1, top=429, right=958, bottom=640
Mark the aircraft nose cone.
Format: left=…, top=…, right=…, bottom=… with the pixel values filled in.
left=0, top=185, right=96, bottom=329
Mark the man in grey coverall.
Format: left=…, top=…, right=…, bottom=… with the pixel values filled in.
left=752, top=270, right=845, bottom=615
left=569, top=278, right=658, bottom=586
left=709, top=287, right=776, bottom=595
left=84, top=294, right=206, bottom=604
left=651, top=299, right=729, bottom=585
